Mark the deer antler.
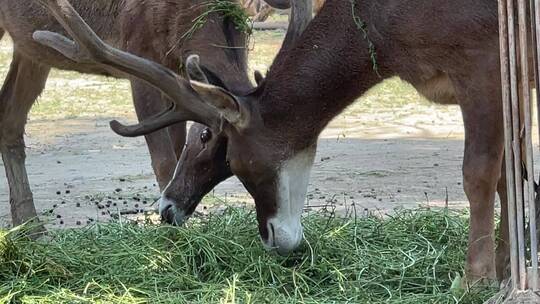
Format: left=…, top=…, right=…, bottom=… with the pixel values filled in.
left=282, top=0, right=313, bottom=51
left=33, top=0, right=223, bottom=134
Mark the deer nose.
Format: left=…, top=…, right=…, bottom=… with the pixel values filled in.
left=159, top=196, right=188, bottom=226
left=262, top=221, right=304, bottom=255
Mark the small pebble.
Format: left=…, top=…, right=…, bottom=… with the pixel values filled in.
left=61, top=201, right=66, bottom=204
left=60, top=220, right=64, bottom=225
left=53, top=204, right=58, bottom=208
left=56, top=191, right=61, bottom=195
left=76, top=202, right=81, bottom=207
left=76, top=221, right=81, bottom=226
left=115, top=188, right=122, bottom=192
left=119, top=178, right=126, bottom=182
left=65, top=190, right=71, bottom=194
left=56, top=214, right=62, bottom=219
left=113, top=202, right=117, bottom=207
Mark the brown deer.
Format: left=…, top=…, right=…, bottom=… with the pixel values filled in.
left=35, top=0, right=508, bottom=284
left=0, top=0, right=293, bottom=227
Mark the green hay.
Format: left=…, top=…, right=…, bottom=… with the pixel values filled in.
left=0, top=208, right=496, bottom=303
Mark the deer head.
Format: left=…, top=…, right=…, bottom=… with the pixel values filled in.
left=33, top=0, right=313, bottom=254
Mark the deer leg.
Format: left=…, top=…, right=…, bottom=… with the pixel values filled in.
left=496, top=163, right=510, bottom=282
left=130, top=79, right=177, bottom=190
left=456, top=83, right=504, bottom=283
left=0, top=52, right=50, bottom=228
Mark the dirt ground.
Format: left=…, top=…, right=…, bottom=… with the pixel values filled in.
left=0, top=31, right=533, bottom=228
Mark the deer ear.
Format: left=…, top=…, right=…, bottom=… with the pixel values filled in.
left=254, top=70, right=264, bottom=86
left=186, top=55, right=209, bottom=83
left=190, top=80, right=244, bottom=125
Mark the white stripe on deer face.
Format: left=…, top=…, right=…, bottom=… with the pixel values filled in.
left=264, top=147, right=316, bottom=254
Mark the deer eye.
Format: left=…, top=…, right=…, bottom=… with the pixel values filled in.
left=200, top=128, right=212, bottom=143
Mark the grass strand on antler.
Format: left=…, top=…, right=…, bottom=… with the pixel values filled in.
left=182, top=0, right=253, bottom=42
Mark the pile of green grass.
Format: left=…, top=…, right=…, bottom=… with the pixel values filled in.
left=0, top=208, right=496, bottom=303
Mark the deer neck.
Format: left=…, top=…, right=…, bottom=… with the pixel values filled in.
left=258, top=0, right=386, bottom=147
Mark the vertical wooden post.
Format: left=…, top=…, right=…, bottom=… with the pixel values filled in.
left=493, top=0, right=540, bottom=302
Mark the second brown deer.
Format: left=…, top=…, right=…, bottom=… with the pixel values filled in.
left=0, top=0, right=293, bottom=228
